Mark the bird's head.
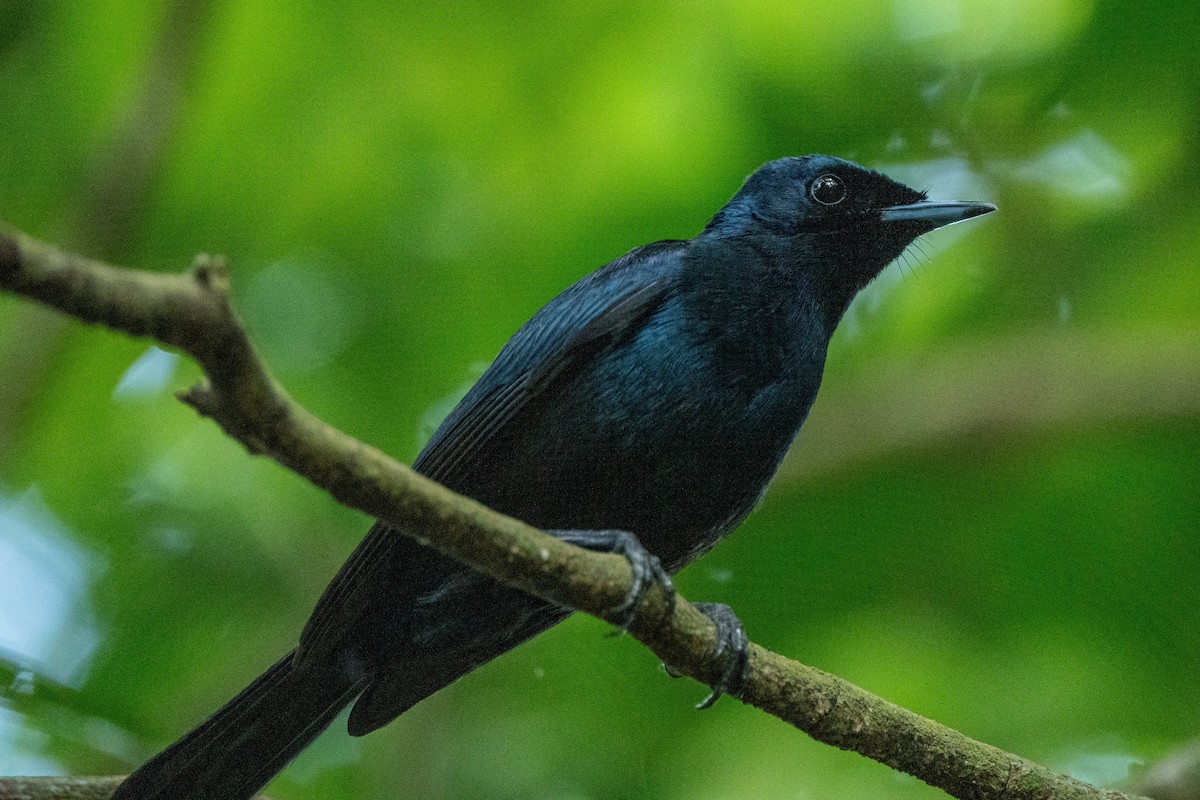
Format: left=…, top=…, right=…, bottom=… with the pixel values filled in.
left=702, top=155, right=994, bottom=303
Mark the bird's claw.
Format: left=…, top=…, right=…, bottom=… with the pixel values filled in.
left=691, top=602, right=749, bottom=709
left=554, top=529, right=675, bottom=631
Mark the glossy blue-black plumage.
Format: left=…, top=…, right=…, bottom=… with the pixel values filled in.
left=114, top=155, right=993, bottom=800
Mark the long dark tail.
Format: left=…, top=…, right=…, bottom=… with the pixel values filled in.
left=113, top=649, right=367, bottom=800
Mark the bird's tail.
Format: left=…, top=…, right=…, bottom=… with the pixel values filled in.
left=113, top=649, right=367, bottom=800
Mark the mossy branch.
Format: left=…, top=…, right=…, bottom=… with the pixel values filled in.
left=0, top=223, right=1147, bottom=800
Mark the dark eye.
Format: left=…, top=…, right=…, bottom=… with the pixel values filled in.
left=810, top=173, right=847, bottom=205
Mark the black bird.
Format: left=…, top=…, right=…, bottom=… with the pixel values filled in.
left=114, top=155, right=994, bottom=800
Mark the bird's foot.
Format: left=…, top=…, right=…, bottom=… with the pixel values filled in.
left=691, top=602, right=749, bottom=709
left=554, top=529, right=676, bottom=631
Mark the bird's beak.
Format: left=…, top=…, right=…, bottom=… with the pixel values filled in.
left=880, top=201, right=996, bottom=229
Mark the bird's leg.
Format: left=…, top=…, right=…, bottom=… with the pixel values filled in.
left=552, top=529, right=676, bottom=630
left=690, top=602, right=750, bottom=709
left=553, top=531, right=747, bottom=707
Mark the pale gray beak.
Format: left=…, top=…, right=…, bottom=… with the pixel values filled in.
left=880, top=201, right=997, bottom=229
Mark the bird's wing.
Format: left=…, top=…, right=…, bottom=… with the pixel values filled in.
left=295, top=240, right=683, bottom=667
left=414, top=248, right=677, bottom=483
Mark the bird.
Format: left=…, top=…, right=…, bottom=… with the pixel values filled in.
left=113, top=155, right=994, bottom=800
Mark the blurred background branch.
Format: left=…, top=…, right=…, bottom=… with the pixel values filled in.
left=788, top=326, right=1200, bottom=481
left=0, top=0, right=215, bottom=461
left=74, top=0, right=216, bottom=256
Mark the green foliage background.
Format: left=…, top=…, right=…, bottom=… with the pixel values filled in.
left=1, top=1, right=1198, bottom=798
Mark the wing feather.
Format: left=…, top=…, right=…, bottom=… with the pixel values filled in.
left=415, top=241, right=682, bottom=483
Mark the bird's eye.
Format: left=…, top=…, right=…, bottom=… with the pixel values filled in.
left=810, top=174, right=847, bottom=205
